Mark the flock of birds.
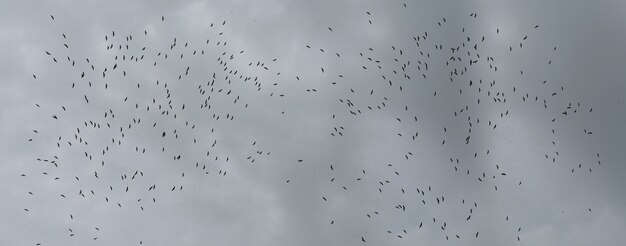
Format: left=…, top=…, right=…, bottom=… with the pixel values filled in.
left=24, top=4, right=602, bottom=245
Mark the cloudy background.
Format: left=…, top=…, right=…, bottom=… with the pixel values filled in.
left=1, top=0, right=626, bottom=245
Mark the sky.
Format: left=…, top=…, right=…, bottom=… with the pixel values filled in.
left=1, top=0, right=626, bottom=245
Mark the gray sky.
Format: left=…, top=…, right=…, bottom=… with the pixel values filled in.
left=1, top=0, right=626, bottom=245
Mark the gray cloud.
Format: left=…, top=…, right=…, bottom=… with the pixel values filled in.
left=1, top=0, right=626, bottom=245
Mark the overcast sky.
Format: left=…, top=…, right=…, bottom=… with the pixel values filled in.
left=1, top=0, right=626, bottom=245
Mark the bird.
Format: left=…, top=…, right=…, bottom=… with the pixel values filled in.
left=22, top=9, right=603, bottom=246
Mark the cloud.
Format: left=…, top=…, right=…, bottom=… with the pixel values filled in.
left=1, top=0, right=625, bottom=245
